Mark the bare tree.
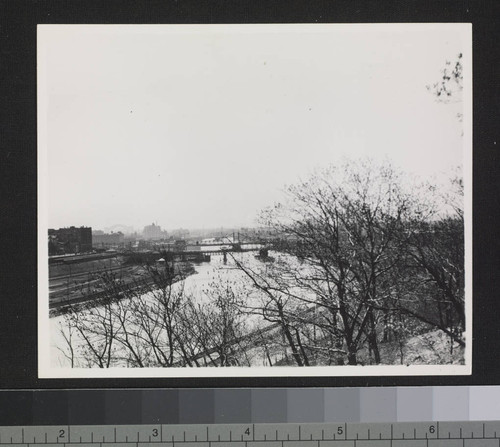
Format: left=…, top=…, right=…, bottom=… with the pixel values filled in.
left=427, top=53, right=463, bottom=101
left=235, top=158, right=465, bottom=365
left=231, top=255, right=316, bottom=366
left=403, top=201, right=465, bottom=345
left=177, top=278, right=252, bottom=367
left=58, top=263, right=255, bottom=368
left=427, top=53, right=464, bottom=123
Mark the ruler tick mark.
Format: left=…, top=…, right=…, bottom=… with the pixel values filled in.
left=5, top=422, right=494, bottom=447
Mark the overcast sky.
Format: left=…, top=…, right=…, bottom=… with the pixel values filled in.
left=38, top=24, right=470, bottom=232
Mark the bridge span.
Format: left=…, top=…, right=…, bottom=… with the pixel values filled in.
left=160, top=244, right=272, bottom=263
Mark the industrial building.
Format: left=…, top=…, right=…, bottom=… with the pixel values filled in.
left=48, top=226, right=92, bottom=255
left=92, top=231, right=124, bottom=248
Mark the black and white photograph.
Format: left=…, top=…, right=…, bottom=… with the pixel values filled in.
left=38, top=24, right=472, bottom=378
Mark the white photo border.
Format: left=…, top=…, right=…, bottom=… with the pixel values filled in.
left=37, top=23, right=473, bottom=379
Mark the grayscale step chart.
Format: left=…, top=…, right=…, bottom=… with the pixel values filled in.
left=4, top=388, right=500, bottom=426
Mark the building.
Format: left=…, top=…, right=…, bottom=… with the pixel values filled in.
left=48, top=226, right=92, bottom=255
left=92, top=231, right=124, bottom=248
left=143, top=223, right=166, bottom=240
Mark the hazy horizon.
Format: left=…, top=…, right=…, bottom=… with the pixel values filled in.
left=49, top=222, right=267, bottom=234
left=39, top=24, right=469, bottom=231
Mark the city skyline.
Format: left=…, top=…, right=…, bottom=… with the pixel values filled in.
left=48, top=222, right=265, bottom=235
left=39, top=24, right=468, bottom=231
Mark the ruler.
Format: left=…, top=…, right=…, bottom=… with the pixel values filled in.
left=1, top=422, right=500, bottom=447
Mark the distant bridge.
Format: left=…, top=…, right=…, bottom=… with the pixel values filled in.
left=160, top=240, right=269, bottom=254
left=186, top=241, right=266, bottom=247
left=161, top=244, right=271, bottom=263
